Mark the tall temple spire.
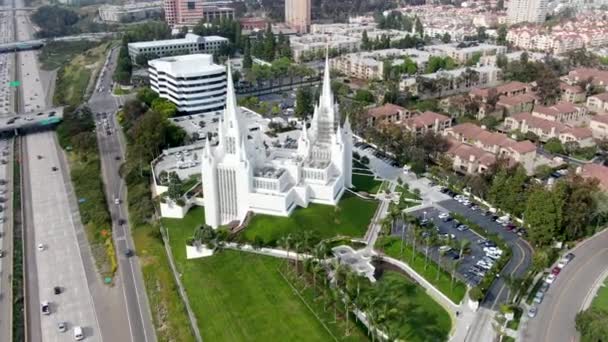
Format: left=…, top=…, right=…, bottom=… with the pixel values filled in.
left=320, top=48, right=333, bottom=107
left=224, top=62, right=240, bottom=125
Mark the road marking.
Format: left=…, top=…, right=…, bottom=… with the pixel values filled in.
left=544, top=248, right=608, bottom=342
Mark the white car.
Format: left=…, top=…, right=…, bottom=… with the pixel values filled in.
left=545, top=274, right=556, bottom=284
left=438, top=212, right=450, bottom=220
left=37, top=243, right=45, bottom=251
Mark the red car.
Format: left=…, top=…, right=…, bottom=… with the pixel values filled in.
left=551, top=266, right=561, bottom=276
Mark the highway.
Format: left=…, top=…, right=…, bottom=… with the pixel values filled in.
left=522, top=229, right=608, bottom=342
left=89, top=46, right=157, bottom=342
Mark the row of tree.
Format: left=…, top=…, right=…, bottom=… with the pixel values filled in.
left=361, top=30, right=425, bottom=52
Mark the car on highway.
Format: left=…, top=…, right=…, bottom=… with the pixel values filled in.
left=545, top=274, right=556, bottom=284
left=528, top=306, right=538, bottom=318
left=37, top=243, right=45, bottom=251
left=54, top=286, right=62, bottom=295
left=114, top=198, right=121, bottom=205
left=58, top=322, right=67, bottom=332
left=125, top=249, right=134, bottom=257
left=41, top=301, right=50, bottom=315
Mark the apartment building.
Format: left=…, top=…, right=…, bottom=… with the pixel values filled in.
left=504, top=112, right=595, bottom=147
left=507, top=0, right=547, bottom=24
left=586, top=92, right=608, bottom=113
left=148, top=54, right=227, bottom=115
left=402, top=111, right=452, bottom=135
left=589, top=115, right=608, bottom=139
left=560, top=83, right=586, bottom=104
left=127, top=34, right=228, bottom=64
left=290, top=34, right=359, bottom=62
left=531, top=102, right=588, bottom=125
left=163, top=0, right=234, bottom=27
left=330, top=49, right=431, bottom=80
left=496, top=93, right=538, bottom=115
left=285, top=0, right=311, bottom=33
left=426, top=42, right=507, bottom=64
left=469, top=81, right=531, bottom=103
left=365, top=104, right=416, bottom=127
left=98, top=2, right=162, bottom=23
left=401, top=65, right=502, bottom=98
left=565, top=68, right=608, bottom=89
left=445, top=123, right=538, bottom=173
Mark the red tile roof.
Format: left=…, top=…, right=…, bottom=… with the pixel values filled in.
left=509, top=112, right=566, bottom=133
left=580, top=164, right=608, bottom=191
left=561, top=127, right=593, bottom=139
left=404, top=111, right=450, bottom=129
left=590, top=92, right=608, bottom=102
left=366, top=103, right=407, bottom=119
left=591, top=114, right=608, bottom=125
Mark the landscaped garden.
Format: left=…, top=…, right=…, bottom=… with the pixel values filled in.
left=351, top=174, right=383, bottom=194
left=360, top=271, right=452, bottom=341
left=242, top=193, right=378, bottom=246
left=162, top=208, right=344, bottom=341
left=375, top=236, right=467, bottom=304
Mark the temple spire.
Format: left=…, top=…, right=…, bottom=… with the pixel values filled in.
left=320, top=48, right=333, bottom=107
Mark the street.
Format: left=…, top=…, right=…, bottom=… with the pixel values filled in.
left=522, top=229, right=608, bottom=342
left=88, top=47, right=157, bottom=342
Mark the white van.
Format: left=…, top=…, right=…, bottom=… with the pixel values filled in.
left=73, top=326, right=84, bottom=340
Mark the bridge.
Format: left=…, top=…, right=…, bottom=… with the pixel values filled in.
left=0, top=32, right=117, bottom=53
left=0, top=6, right=34, bottom=11
left=0, top=107, right=64, bottom=136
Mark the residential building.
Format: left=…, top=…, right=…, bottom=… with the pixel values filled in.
left=148, top=54, right=227, bottom=115
left=445, top=123, right=538, bottom=173
left=365, top=104, right=416, bottom=127
left=507, top=0, right=548, bottom=24
left=469, top=81, right=531, bottom=103
left=400, top=65, right=502, bottom=98
left=98, top=2, right=162, bottom=23
left=201, top=59, right=353, bottom=228
left=531, top=102, right=587, bottom=125
left=560, top=83, right=586, bottom=103
left=330, top=49, right=431, bottom=80
left=447, top=139, right=498, bottom=174
left=425, top=42, right=507, bottom=64
left=127, top=34, right=228, bottom=64
left=504, top=112, right=595, bottom=147
left=402, top=111, right=452, bottom=135
left=565, top=68, right=608, bottom=89
left=586, top=92, right=608, bottom=113
left=589, top=115, right=608, bottom=139
left=239, top=17, right=268, bottom=30
left=290, top=34, right=359, bottom=62
left=285, top=0, right=311, bottom=33
left=496, top=93, right=537, bottom=115
left=578, top=164, right=608, bottom=191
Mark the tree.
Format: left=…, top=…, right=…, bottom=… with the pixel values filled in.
left=576, top=307, right=608, bottom=341
left=294, top=87, right=313, bottom=119
left=469, top=286, right=484, bottom=302
left=496, top=0, right=505, bottom=10
left=414, top=17, right=424, bottom=37
left=525, top=186, right=560, bottom=246
left=496, top=25, right=508, bottom=45
left=441, top=32, right=451, bottom=43
left=361, top=30, right=371, bottom=50
left=535, top=68, right=562, bottom=105
left=243, top=47, right=253, bottom=69
left=354, top=89, right=375, bottom=104
left=545, top=138, right=565, bottom=154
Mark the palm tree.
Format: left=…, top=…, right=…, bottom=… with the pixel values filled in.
left=312, top=262, right=323, bottom=297
left=293, top=238, right=303, bottom=275
left=344, top=292, right=352, bottom=336
left=330, top=287, right=340, bottom=323
left=450, top=259, right=461, bottom=291
left=313, top=241, right=329, bottom=262
left=459, top=238, right=470, bottom=260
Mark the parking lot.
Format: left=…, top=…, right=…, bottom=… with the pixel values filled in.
left=395, top=206, right=502, bottom=287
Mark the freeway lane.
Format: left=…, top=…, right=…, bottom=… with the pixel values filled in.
left=523, top=229, right=608, bottom=342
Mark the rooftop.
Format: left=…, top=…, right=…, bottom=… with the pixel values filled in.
left=129, top=34, right=227, bottom=49
left=366, top=103, right=407, bottom=119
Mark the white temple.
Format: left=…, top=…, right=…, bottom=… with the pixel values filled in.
left=201, top=56, right=353, bottom=228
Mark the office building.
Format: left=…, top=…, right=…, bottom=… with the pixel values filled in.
left=98, top=2, right=163, bottom=23
left=285, top=0, right=311, bottom=33
left=148, top=54, right=227, bottom=115
left=127, top=34, right=228, bottom=64
left=164, top=0, right=205, bottom=27
left=202, top=58, right=353, bottom=228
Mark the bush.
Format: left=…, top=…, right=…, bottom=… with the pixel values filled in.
left=470, top=287, right=484, bottom=301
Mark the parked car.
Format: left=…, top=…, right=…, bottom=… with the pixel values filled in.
left=533, top=291, right=544, bottom=304
left=58, top=322, right=67, bottom=332
left=41, top=301, right=50, bottom=315
left=545, top=274, right=556, bottom=284
left=551, top=267, right=561, bottom=276
left=528, top=306, right=538, bottom=318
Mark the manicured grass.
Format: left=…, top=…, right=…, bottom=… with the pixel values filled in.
left=396, top=185, right=422, bottom=200
left=351, top=174, right=382, bottom=194
left=243, top=193, right=378, bottom=246
left=376, top=236, right=467, bottom=304
left=592, top=278, right=608, bottom=310
left=162, top=208, right=337, bottom=341
left=361, top=271, right=452, bottom=341
left=132, top=224, right=196, bottom=342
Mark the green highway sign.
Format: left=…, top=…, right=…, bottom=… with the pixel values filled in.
left=8, top=81, right=20, bottom=87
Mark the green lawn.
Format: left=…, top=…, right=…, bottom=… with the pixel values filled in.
left=375, top=236, right=467, bottom=304
left=38, top=40, right=98, bottom=70
left=162, top=208, right=338, bottom=341
left=592, top=278, right=608, bottom=310
left=351, top=174, right=382, bottom=194
left=243, top=193, right=378, bottom=246
left=361, top=271, right=452, bottom=341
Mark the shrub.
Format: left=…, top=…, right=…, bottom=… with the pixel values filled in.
left=470, top=287, right=483, bottom=302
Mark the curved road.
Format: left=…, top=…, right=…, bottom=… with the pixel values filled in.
left=523, top=229, right=608, bottom=342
